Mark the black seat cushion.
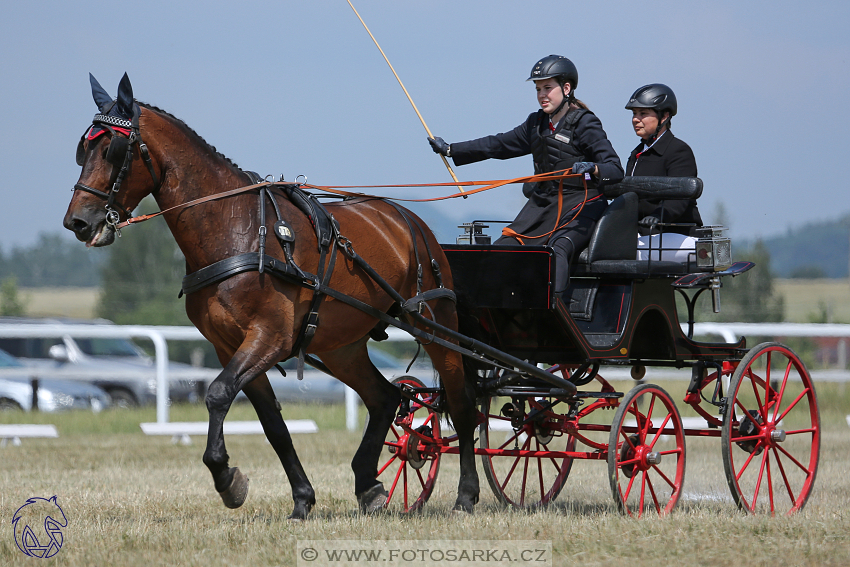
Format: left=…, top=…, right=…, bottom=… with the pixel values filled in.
left=578, top=192, right=638, bottom=264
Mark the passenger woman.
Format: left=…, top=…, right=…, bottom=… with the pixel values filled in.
left=624, top=84, right=703, bottom=260
left=429, top=55, right=623, bottom=293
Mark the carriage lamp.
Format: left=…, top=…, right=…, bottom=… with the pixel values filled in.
left=457, top=222, right=491, bottom=245
left=694, top=226, right=732, bottom=272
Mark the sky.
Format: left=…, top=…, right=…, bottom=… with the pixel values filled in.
left=1, top=1, right=848, bottom=251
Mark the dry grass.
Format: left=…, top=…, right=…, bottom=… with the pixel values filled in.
left=775, top=279, right=850, bottom=323
left=2, top=385, right=849, bottom=567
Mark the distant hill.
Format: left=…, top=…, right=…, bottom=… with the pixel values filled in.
left=754, top=214, right=850, bottom=279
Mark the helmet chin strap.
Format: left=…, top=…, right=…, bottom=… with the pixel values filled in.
left=643, top=112, right=669, bottom=144
left=548, top=85, right=571, bottom=123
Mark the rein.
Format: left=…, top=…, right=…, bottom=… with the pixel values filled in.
left=114, top=169, right=586, bottom=230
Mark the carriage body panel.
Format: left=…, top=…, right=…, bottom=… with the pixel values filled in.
left=443, top=244, right=745, bottom=366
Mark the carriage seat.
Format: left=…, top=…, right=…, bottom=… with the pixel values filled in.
left=573, top=191, right=691, bottom=277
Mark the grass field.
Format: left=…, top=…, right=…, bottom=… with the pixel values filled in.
left=1, top=380, right=849, bottom=567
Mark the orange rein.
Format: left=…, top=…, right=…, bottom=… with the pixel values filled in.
left=115, top=169, right=587, bottom=231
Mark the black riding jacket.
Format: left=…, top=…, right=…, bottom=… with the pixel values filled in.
left=626, top=131, right=702, bottom=235
left=449, top=107, right=623, bottom=239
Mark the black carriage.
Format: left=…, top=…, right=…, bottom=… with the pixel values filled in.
left=376, top=179, right=820, bottom=517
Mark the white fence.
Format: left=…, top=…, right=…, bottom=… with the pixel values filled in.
left=1, top=322, right=848, bottom=431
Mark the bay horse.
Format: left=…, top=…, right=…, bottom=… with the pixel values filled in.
left=63, top=73, right=480, bottom=518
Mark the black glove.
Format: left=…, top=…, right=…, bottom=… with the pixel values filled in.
left=639, top=215, right=660, bottom=229
left=428, top=136, right=451, bottom=157
left=572, top=162, right=596, bottom=176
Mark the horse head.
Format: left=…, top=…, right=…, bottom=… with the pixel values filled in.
left=64, top=73, right=161, bottom=247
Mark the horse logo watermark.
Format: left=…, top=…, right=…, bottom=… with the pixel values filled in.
left=12, top=496, right=67, bottom=558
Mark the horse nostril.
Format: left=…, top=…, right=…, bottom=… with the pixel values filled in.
left=64, top=216, right=90, bottom=239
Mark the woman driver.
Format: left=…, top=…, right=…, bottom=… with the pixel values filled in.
left=429, top=55, right=623, bottom=293
left=625, top=83, right=703, bottom=261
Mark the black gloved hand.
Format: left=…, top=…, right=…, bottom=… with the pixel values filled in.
left=639, top=215, right=660, bottom=228
left=428, top=137, right=451, bottom=157
left=572, top=162, right=596, bottom=176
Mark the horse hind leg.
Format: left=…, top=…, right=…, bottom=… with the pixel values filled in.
left=242, top=375, right=316, bottom=519
left=418, top=302, right=480, bottom=513
left=319, top=339, right=401, bottom=513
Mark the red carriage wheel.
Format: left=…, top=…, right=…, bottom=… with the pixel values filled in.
left=375, top=376, right=442, bottom=513
left=608, top=383, right=686, bottom=517
left=478, top=394, right=575, bottom=508
left=721, top=343, right=820, bottom=515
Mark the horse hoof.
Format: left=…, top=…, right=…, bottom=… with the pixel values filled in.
left=452, top=501, right=474, bottom=515
left=288, top=502, right=313, bottom=521
left=357, top=484, right=388, bottom=513
left=218, top=467, right=249, bottom=509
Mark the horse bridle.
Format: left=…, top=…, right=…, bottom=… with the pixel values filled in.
left=74, top=102, right=160, bottom=235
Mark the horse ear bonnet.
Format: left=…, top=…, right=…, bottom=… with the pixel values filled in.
left=116, top=73, right=134, bottom=118
left=79, top=73, right=137, bottom=166
left=89, top=73, right=113, bottom=111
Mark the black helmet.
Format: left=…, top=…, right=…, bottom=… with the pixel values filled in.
left=527, top=55, right=578, bottom=90
left=625, top=83, right=677, bottom=117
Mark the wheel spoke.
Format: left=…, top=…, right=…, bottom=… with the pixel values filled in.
left=771, top=360, right=793, bottom=422
left=650, top=463, right=677, bottom=490
left=638, top=470, right=647, bottom=515
left=646, top=470, right=661, bottom=513
left=774, top=441, right=814, bottom=474
left=747, top=368, right=767, bottom=425
left=536, top=439, right=545, bottom=502
left=386, top=456, right=405, bottom=503
left=643, top=394, right=657, bottom=441
left=734, top=397, right=764, bottom=433
left=495, top=424, right=523, bottom=451
left=771, top=446, right=799, bottom=507
left=751, top=444, right=769, bottom=510
left=520, top=436, right=532, bottom=506
left=766, top=450, right=775, bottom=515
left=648, top=412, right=673, bottom=450
left=403, top=461, right=409, bottom=509
left=734, top=445, right=760, bottom=481
left=776, top=388, right=811, bottom=424
left=377, top=453, right=399, bottom=476
left=621, top=468, right=638, bottom=504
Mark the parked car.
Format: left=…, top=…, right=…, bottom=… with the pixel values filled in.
left=0, top=317, right=214, bottom=408
left=235, top=348, right=434, bottom=404
left=0, top=348, right=110, bottom=412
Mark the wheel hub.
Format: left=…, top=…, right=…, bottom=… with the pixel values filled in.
left=736, top=409, right=764, bottom=455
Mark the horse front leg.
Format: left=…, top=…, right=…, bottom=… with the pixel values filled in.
left=242, top=376, right=315, bottom=519
left=202, top=349, right=278, bottom=509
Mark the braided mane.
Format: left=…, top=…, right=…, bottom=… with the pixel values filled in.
left=138, top=101, right=242, bottom=171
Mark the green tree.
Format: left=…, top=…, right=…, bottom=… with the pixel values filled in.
left=700, top=239, right=785, bottom=322
left=95, top=198, right=219, bottom=367
left=0, top=232, right=105, bottom=287
left=97, top=197, right=190, bottom=326
left=0, top=276, right=26, bottom=316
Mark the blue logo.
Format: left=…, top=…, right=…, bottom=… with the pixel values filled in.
left=12, top=496, right=67, bottom=558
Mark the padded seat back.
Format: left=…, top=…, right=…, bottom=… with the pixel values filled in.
left=578, top=192, right=638, bottom=264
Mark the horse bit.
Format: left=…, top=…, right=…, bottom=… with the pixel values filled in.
left=73, top=102, right=160, bottom=236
